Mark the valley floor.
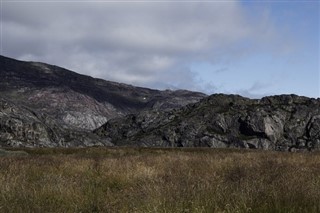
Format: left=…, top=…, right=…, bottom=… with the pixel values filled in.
left=0, top=147, right=320, bottom=212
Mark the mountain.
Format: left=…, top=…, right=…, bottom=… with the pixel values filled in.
left=94, top=94, right=320, bottom=151
left=2, top=55, right=319, bottom=151
left=0, top=55, right=206, bottom=147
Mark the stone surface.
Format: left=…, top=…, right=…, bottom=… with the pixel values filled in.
left=0, top=98, right=113, bottom=147
left=1, top=55, right=319, bottom=151
left=0, top=55, right=205, bottom=147
left=95, top=94, right=320, bottom=151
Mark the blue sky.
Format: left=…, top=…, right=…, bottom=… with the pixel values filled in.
left=191, top=1, right=319, bottom=97
left=1, top=0, right=319, bottom=98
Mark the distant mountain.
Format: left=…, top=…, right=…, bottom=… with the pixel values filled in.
left=0, top=55, right=205, bottom=147
left=94, top=94, right=320, bottom=151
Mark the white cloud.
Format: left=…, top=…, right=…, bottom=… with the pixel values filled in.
left=2, top=1, right=291, bottom=93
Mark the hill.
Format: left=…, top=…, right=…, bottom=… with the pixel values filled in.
left=95, top=94, right=320, bottom=151
left=0, top=55, right=205, bottom=147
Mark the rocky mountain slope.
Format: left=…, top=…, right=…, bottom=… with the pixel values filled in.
left=0, top=98, right=111, bottom=147
left=0, top=55, right=205, bottom=147
left=1, top=55, right=319, bottom=151
left=95, top=94, right=320, bottom=151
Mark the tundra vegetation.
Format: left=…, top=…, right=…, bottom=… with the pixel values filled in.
left=0, top=147, right=320, bottom=212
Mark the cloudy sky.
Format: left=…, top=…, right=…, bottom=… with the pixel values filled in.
left=1, top=0, right=319, bottom=98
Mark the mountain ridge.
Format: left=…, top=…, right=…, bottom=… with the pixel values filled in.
left=0, top=55, right=205, bottom=147
left=1, top=55, right=319, bottom=151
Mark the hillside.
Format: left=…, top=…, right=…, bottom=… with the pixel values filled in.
left=0, top=55, right=205, bottom=147
left=1, top=55, right=319, bottom=150
left=95, top=94, right=320, bottom=151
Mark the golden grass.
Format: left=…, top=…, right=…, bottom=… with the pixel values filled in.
left=0, top=147, right=320, bottom=212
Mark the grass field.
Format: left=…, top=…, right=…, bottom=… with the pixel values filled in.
left=0, top=147, right=320, bottom=212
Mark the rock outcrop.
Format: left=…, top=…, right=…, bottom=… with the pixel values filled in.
left=0, top=98, right=112, bottom=147
left=1, top=55, right=319, bottom=150
left=0, top=55, right=205, bottom=147
left=94, top=94, right=320, bottom=151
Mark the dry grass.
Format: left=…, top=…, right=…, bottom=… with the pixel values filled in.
left=0, top=147, right=320, bottom=212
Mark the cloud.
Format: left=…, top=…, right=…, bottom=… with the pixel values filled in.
left=2, top=1, right=290, bottom=93
left=236, top=81, right=276, bottom=98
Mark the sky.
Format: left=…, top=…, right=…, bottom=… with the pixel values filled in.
left=1, top=0, right=319, bottom=98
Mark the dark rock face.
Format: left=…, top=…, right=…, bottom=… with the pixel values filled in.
left=2, top=55, right=319, bottom=151
left=0, top=55, right=205, bottom=147
left=0, top=98, right=52, bottom=147
left=0, top=98, right=113, bottom=147
left=94, top=94, right=320, bottom=151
